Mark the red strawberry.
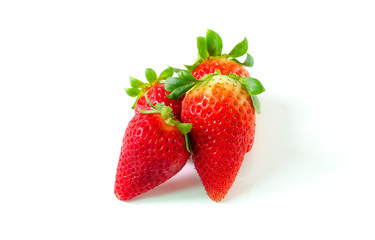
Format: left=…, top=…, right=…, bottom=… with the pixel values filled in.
left=135, top=83, right=183, bottom=120
left=192, top=58, right=249, bottom=79
left=125, top=67, right=183, bottom=119
left=184, top=30, right=255, bottom=152
left=114, top=99, right=192, bottom=201
left=165, top=71, right=265, bottom=202
left=185, top=29, right=254, bottom=78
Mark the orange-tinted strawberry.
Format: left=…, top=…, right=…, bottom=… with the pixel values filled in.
left=192, top=58, right=250, bottom=79
left=183, top=30, right=256, bottom=152
left=114, top=99, right=192, bottom=201
left=165, top=71, right=264, bottom=201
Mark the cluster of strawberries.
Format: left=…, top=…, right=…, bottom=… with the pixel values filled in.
left=114, top=30, right=265, bottom=202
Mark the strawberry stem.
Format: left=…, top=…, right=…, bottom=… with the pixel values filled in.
left=139, top=94, right=193, bottom=153
left=125, top=67, right=175, bottom=109
left=144, top=91, right=156, bottom=108
left=184, top=30, right=255, bottom=73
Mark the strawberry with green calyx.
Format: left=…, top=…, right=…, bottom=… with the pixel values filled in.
left=125, top=67, right=183, bottom=118
left=165, top=70, right=264, bottom=114
left=164, top=70, right=265, bottom=202
left=184, top=29, right=254, bottom=80
left=139, top=95, right=192, bottom=153
left=167, top=67, right=261, bottom=152
left=114, top=95, right=192, bottom=201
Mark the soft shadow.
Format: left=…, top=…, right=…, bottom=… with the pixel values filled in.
left=224, top=95, right=300, bottom=201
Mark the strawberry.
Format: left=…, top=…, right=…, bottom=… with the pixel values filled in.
left=135, top=83, right=183, bottom=120
left=165, top=71, right=265, bottom=201
left=184, top=29, right=254, bottom=79
left=192, top=58, right=250, bottom=80
left=183, top=30, right=256, bottom=152
left=125, top=67, right=183, bottom=119
left=114, top=97, right=192, bottom=201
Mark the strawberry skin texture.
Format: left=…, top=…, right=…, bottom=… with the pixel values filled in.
left=192, top=58, right=250, bottom=80
left=135, top=83, right=183, bottom=120
left=114, top=113, right=189, bottom=201
left=192, top=59, right=253, bottom=152
left=181, top=75, right=255, bottom=201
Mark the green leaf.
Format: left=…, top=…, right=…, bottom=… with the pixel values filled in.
left=184, top=134, right=191, bottom=153
left=184, top=63, right=197, bottom=73
left=242, top=53, right=254, bottom=67
left=139, top=109, right=160, bottom=114
left=165, top=118, right=178, bottom=126
left=228, top=37, right=248, bottom=58
left=197, top=36, right=209, bottom=59
left=158, top=67, right=174, bottom=80
left=177, top=70, right=201, bottom=82
left=125, top=87, right=140, bottom=97
left=241, top=77, right=265, bottom=95
left=169, top=66, right=185, bottom=73
left=251, top=95, right=261, bottom=114
left=184, top=58, right=202, bottom=73
left=164, top=77, right=179, bottom=92
left=131, top=95, right=141, bottom=109
left=145, top=68, right=157, bottom=83
left=164, top=77, right=192, bottom=92
left=160, top=106, right=172, bottom=118
left=129, top=76, right=145, bottom=88
left=167, top=82, right=195, bottom=100
left=232, top=53, right=254, bottom=67
left=154, top=103, right=164, bottom=110
left=177, top=123, right=192, bottom=134
left=206, top=29, right=223, bottom=56
left=144, top=93, right=156, bottom=108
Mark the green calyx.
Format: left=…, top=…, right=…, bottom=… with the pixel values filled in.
left=125, top=67, right=175, bottom=109
left=165, top=70, right=265, bottom=114
left=184, top=29, right=255, bottom=73
left=139, top=95, right=192, bottom=153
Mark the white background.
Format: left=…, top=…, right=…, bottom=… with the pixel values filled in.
left=1, top=0, right=374, bottom=239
